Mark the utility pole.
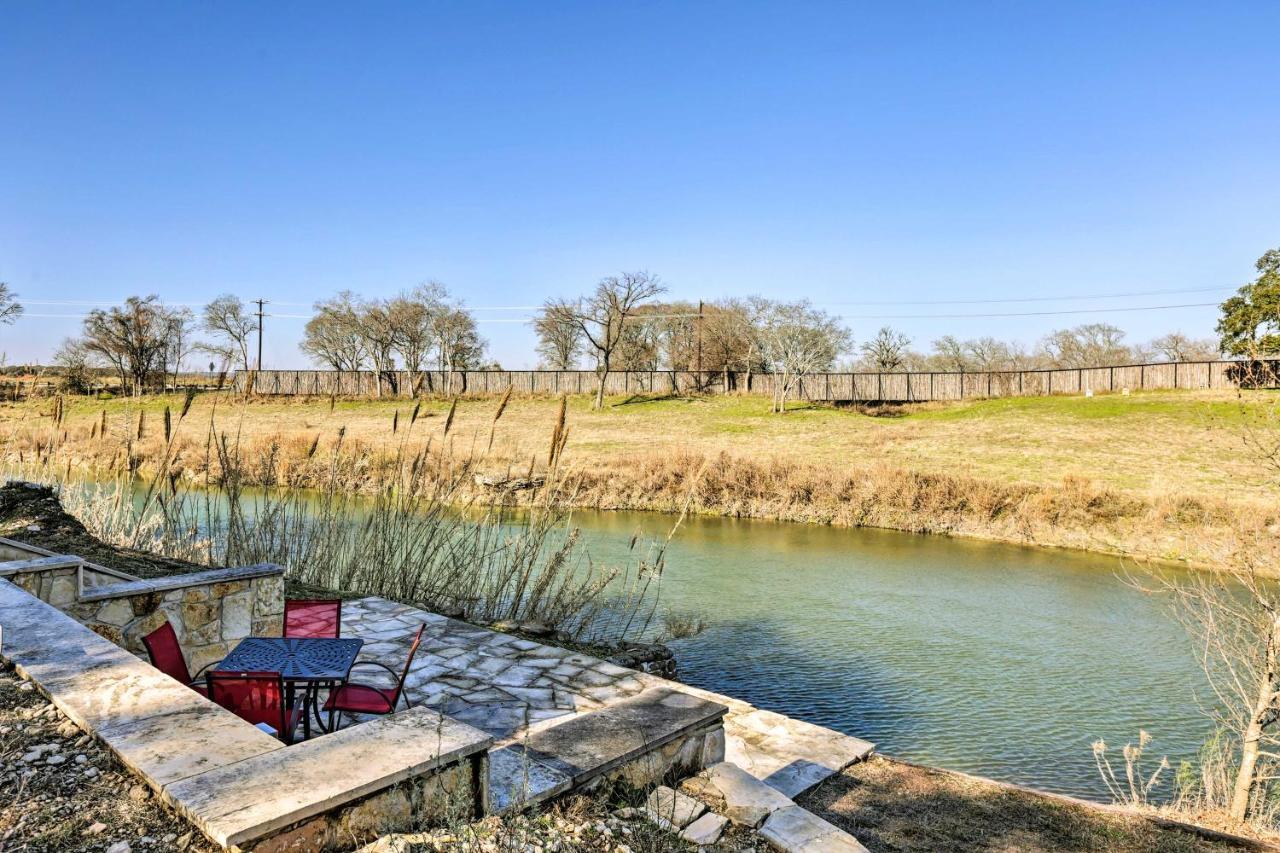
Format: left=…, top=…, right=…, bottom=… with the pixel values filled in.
left=696, top=299, right=704, bottom=374
left=253, top=298, right=267, bottom=370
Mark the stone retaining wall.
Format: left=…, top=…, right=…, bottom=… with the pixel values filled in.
left=0, top=546, right=285, bottom=672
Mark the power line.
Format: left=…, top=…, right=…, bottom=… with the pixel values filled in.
left=23, top=300, right=1221, bottom=323
left=13, top=284, right=1235, bottom=311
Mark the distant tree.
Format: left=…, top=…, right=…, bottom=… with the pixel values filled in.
left=543, top=272, right=666, bottom=409
left=52, top=337, right=95, bottom=394
left=860, top=326, right=912, bottom=371
left=1218, top=248, right=1280, bottom=357
left=966, top=336, right=1025, bottom=371
left=388, top=284, right=442, bottom=378
left=300, top=291, right=368, bottom=370
left=355, top=298, right=399, bottom=396
left=688, top=298, right=768, bottom=391
left=433, top=301, right=486, bottom=393
left=81, top=295, right=173, bottom=393
left=0, top=283, right=21, bottom=325
left=162, top=306, right=198, bottom=390
left=1038, top=323, right=1130, bottom=368
left=532, top=307, right=584, bottom=369
left=931, top=335, right=971, bottom=372
left=1148, top=332, right=1220, bottom=363
left=201, top=295, right=256, bottom=372
left=758, top=301, right=851, bottom=413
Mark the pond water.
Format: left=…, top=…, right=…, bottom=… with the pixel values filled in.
left=566, top=509, right=1210, bottom=802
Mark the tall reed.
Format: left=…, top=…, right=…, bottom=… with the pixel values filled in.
left=12, top=399, right=667, bottom=644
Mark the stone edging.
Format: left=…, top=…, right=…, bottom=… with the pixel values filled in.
left=77, top=562, right=284, bottom=602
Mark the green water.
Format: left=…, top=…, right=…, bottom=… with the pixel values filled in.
left=26, top=470, right=1212, bottom=803
left=566, top=509, right=1210, bottom=801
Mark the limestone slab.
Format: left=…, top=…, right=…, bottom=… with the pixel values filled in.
left=727, top=708, right=874, bottom=798
left=164, top=706, right=492, bottom=849
left=486, top=744, right=573, bottom=813
left=681, top=811, right=728, bottom=846
left=644, top=785, right=705, bottom=830
left=514, top=687, right=726, bottom=786
left=681, top=761, right=792, bottom=829
left=758, top=804, right=868, bottom=852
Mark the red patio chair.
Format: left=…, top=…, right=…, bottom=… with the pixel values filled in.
left=322, top=623, right=426, bottom=730
left=207, top=670, right=303, bottom=744
left=284, top=598, right=342, bottom=638
left=141, top=620, right=216, bottom=697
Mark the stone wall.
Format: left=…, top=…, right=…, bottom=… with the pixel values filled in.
left=0, top=554, right=285, bottom=672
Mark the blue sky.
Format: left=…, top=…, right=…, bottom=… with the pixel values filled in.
left=2, top=1, right=1277, bottom=368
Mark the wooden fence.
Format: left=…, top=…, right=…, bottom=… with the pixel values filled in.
left=231, top=360, right=1279, bottom=402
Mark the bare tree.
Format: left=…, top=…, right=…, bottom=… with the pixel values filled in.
left=758, top=301, right=851, bottom=413
left=432, top=301, right=485, bottom=394
left=1039, top=323, right=1131, bottom=368
left=1149, top=332, right=1220, bottom=363
left=163, top=306, right=198, bottom=390
left=860, top=326, right=912, bottom=371
left=201, top=295, right=255, bottom=372
left=53, top=337, right=95, bottom=394
left=1132, top=377, right=1280, bottom=827
left=533, top=307, right=584, bottom=369
left=388, top=285, right=440, bottom=381
left=544, top=272, right=666, bottom=409
left=931, top=335, right=971, bottom=372
left=0, top=283, right=21, bottom=325
left=81, top=296, right=173, bottom=394
left=300, top=291, right=368, bottom=370
left=356, top=298, right=399, bottom=397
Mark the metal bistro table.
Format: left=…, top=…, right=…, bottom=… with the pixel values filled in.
left=219, top=636, right=364, bottom=739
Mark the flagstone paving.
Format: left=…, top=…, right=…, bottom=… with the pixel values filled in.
left=340, top=596, right=876, bottom=800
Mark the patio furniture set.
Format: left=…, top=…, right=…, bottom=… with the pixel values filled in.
left=141, top=598, right=426, bottom=743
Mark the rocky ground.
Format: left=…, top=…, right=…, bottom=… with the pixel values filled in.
left=0, top=663, right=218, bottom=852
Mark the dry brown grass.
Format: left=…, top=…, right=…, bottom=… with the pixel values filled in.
left=1, top=388, right=1276, bottom=568
left=799, top=755, right=1272, bottom=852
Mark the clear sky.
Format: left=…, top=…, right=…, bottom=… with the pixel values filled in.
left=2, top=1, right=1277, bottom=369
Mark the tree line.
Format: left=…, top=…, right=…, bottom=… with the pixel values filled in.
left=0, top=244, right=1276, bottom=399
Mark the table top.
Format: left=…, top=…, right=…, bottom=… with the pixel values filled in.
left=220, top=636, right=364, bottom=681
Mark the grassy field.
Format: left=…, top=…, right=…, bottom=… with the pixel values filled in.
left=2, top=387, right=1277, bottom=567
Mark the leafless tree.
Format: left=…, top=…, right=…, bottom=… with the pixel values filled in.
left=860, top=326, right=912, bottom=371
left=0, top=283, right=21, bottom=326
left=931, top=335, right=971, bottom=372
left=80, top=295, right=173, bottom=393
left=758, top=300, right=851, bottom=412
left=300, top=291, right=368, bottom=371
left=356, top=299, right=399, bottom=397
left=1131, top=369, right=1280, bottom=827
left=200, top=295, right=255, bottom=372
left=388, top=285, right=440, bottom=380
left=1148, top=332, right=1220, bottom=363
left=162, top=307, right=198, bottom=390
left=543, top=272, right=666, bottom=409
left=53, top=337, right=95, bottom=394
left=533, top=307, right=584, bottom=369
left=1039, top=323, right=1131, bottom=368
left=431, top=301, right=485, bottom=394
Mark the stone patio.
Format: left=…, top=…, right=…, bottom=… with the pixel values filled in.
left=339, top=596, right=875, bottom=808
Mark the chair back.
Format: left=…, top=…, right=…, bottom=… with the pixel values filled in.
left=284, top=598, right=342, bottom=638
left=207, top=670, right=289, bottom=736
left=142, top=620, right=193, bottom=685
left=390, top=624, right=427, bottom=706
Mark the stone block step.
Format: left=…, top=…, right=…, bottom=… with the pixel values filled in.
left=487, top=686, right=727, bottom=813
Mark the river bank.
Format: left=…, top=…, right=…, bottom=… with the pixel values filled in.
left=2, top=389, right=1276, bottom=570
